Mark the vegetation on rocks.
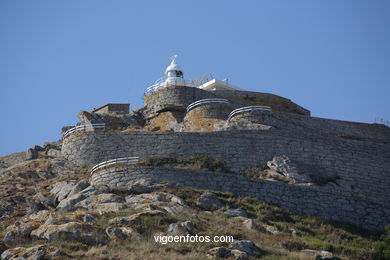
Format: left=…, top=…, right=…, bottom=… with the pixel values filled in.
left=139, top=155, right=229, bottom=173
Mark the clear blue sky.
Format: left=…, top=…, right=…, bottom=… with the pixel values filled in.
left=1, top=1, right=389, bottom=156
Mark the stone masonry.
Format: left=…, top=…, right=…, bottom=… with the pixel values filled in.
left=90, top=165, right=390, bottom=230
left=61, top=85, right=390, bottom=230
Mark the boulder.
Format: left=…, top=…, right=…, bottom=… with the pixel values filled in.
left=24, top=210, right=51, bottom=223
left=3, top=222, right=40, bottom=244
left=1, top=245, right=59, bottom=260
left=225, top=208, right=247, bottom=218
left=75, top=193, right=126, bottom=213
left=56, top=186, right=96, bottom=211
left=230, top=249, right=249, bottom=260
left=35, top=193, right=57, bottom=208
left=67, top=179, right=90, bottom=197
left=300, top=249, right=336, bottom=260
left=50, top=181, right=77, bottom=202
left=77, top=110, right=141, bottom=130
left=207, top=247, right=233, bottom=258
left=267, top=156, right=310, bottom=183
left=88, top=202, right=127, bottom=214
left=1, top=247, right=23, bottom=260
left=242, top=219, right=257, bottom=230
left=105, top=227, right=127, bottom=239
left=105, top=227, right=135, bottom=240
left=166, top=221, right=193, bottom=235
left=124, top=192, right=189, bottom=216
left=126, top=179, right=154, bottom=194
left=125, top=192, right=179, bottom=205
left=46, top=148, right=61, bottom=158
left=196, top=193, right=223, bottom=211
left=88, top=193, right=125, bottom=204
left=32, top=144, right=42, bottom=151
left=170, top=195, right=187, bottom=206
left=25, top=148, right=37, bottom=160
left=31, top=222, right=107, bottom=245
left=230, top=240, right=257, bottom=256
left=56, top=192, right=88, bottom=212
left=109, top=210, right=166, bottom=225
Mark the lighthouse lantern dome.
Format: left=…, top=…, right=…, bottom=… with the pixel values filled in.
left=165, top=55, right=184, bottom=78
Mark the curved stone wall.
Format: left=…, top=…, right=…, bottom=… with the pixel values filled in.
left=213, top=89, right=311, bottom=115
left=90, top=165, right=390, bottom=230
left=186, top=103, right=232, bottom=120
left=229, top=110, right=390, bottom=142
left=144, top=86, right=311, bottom=116
left=62, top=127, right=390, bottom=204
left=144, top=86, right=220, bottom=114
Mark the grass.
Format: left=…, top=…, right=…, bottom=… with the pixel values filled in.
left=138, top=155, right=230, bottom=173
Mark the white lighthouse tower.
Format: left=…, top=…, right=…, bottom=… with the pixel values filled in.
left=144, top=55, right=243, bottom=95
left=165, top=55, right=187, bottom=87
left=144, top=55, right=193, bottom=95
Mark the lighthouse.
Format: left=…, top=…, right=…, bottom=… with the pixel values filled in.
left=165, top=55, right=186, bottom=87
left=144, top=55, right=244, bottom=95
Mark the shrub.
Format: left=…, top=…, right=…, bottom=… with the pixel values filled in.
left=373, top=225, right=390, bottom=260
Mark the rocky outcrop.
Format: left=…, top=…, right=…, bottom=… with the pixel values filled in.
left=3, top=222, right=40, bottom=244
left=196, top=193, right=223, bottom=211
left=207, top=240, right=260, bottom=260
left=31, top=222, right=107, bottom=245
left=1, top=245, right=61, bottom=260
left=56, top=185, right=96, bottom=212
left=225, top=208, right=247, bottom=218
left=105, top=227, right=136, bottom=240
left=266, top=156, right=311, bottom=183
left=77, top=110, right=142, bottom=130
left=166, top=221, right=193, bottom=235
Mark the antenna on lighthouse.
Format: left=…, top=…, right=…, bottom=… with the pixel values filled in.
left=171, top=55, right=178, bottom=64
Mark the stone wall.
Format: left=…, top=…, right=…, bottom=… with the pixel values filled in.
left=182, top=104, right=232, bottom=132
left=186, top=103, right=232, bottom=120
left=90, top=165, right=390, bottom=230
left=213, top=89, right=311, bottom=115
left=144, top=86, right=220, bottom=114
left=144, top=86, right=310, bottom=116
left=62, top=126, right=390, bottom=206
left=233, top=110, right=390, bottom=142
left=60, top=85, right=390, bottom=231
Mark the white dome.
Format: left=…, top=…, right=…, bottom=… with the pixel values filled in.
left=165, top=55, right=184, bottom=74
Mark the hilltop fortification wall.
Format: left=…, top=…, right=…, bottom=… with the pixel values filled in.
left=90, top=165, right=390, bottom=230
left=144, top=86, right=310, bottom=116
left=62, top=127, right=390, bottom=204
left=231, top=110, right=390, bottom=142
left=61, top=85, right=390, bottom=230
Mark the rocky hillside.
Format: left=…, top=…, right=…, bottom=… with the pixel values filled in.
left=0, top=146, right=389, bottom=260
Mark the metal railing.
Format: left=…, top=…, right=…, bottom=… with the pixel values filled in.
left=186, top=98, right=231, bottom=112
left=144, top=74, right=215, bottom=96
left=62, top=123, right=106, bottom=139
left=90, top=156, right=139, bottom=175
left=228, top=106, right=272, bottom=120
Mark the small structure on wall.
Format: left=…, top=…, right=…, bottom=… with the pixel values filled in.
left=92, top=103, right=129, bottom=115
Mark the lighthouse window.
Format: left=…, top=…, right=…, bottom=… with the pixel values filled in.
left=176, top=71, right=183, bottom=77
